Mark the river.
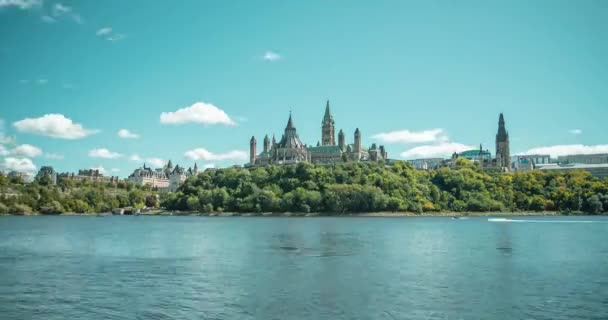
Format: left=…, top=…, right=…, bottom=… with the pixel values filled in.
left=0, top=215, right=607, bottom=319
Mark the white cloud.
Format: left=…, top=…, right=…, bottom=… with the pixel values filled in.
left=111, top=168, right=120, bottom=173
left=52, top=3, right=71, bottom=16
left=569, top=129, right=582, bottom=135
left=88, top=148, right=123, bottom=159
left=372, top=128, right=446, bottom=144
left=160, top=102, right=236, bottom=126
left=45, top=153, right=64, bottom=160
left=11, top=144, right=42, bottom=157
left=0, top=145, right=8, bottom=156
left=96, top=27, right=112, bottom=36
left=18, top=79, right=29, bottom=84
left=91, top=166, right=106, bottom=175
left=37, top=78, right=48, bottom=85
left=129, top=154, right=142, bottom=162
left=13, top=114, right=97, bottom=139
left=117, top=129, right=139, bottom=139
left=106, top=34, right=126, bottom=41
left=520, top=144, right=608, bottom=158
left=62, top=83, right=76, bottom=90
left=41, top=15, right=56, bottom=23
left=2, top=157, right=36, bottom=173
left=203, top=163, right=216, bottom=169
left=263, top=51, right=281, bottom=61
left=96, top=27, right=126, bottom=41
left=400, top=142, right=474, bottom=159
left=0, top=0, right=41, bottom=10
left=146, top=158, right=165, bottom=168
left=48, top=3, right=82, bottom=24
left=184, top=148, right=248, bottom=161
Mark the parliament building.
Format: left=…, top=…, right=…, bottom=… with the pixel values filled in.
left=249, top=101, right=387, bottom=166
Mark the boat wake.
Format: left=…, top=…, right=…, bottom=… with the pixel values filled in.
left=488, top=218, right=604, bottom=224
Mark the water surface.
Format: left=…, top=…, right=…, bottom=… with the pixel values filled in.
left=0, top=215, right=607, bottom=319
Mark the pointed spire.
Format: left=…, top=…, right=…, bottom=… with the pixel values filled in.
left=194, top=162, right=198, bottom=170
left=324, top=100, right=331, bottom=119
left=496, top=113, right=508, bottom=142
left=355, top=128, right=360, bottom=134
left=338, top=129, right=344, bottom=136
left=286, top=111, right=295, bottom=129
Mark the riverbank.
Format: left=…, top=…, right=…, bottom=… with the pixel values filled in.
left=3, top=211, right=599, bottom=217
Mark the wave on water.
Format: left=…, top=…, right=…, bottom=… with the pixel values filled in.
left=488, top=218, right=604, bottom=224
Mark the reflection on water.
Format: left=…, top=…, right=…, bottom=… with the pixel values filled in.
left=0, top=216, right=607, bottom=320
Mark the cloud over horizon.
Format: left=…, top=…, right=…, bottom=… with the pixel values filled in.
left=0, top=0, right=41, bottom=10
left=88, top=148, right=122, bottom=159
left=13, top=114, right=97, bottom=139
left=117, top=129, right=139, bottom=139
left=96, top=27, right=126, bottom=41
left=2, top=157, right=36, bottom=173
left=400, top=142, right=474, bottom=159
left=184, top=148, right=247, bottom=161
left=11, top=144, right=42, bottom=158
left=520, top=144, right=608, bottom=158
left=263, top=51, right=281, bottom=61
left=160, top=102, right=236, bottom=126
left=372, top=128, right=446, bottom=144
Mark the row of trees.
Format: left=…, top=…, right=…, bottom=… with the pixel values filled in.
left=2, top=159, right=607, bottom=215
left=162, top=159, right=608, bottom=214
left=0, top=175, right=159, bottom=215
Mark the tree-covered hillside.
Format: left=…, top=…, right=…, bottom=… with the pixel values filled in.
left=163, top=159, right=608, bottom=214
left=0, top=175, right=159, bottom=215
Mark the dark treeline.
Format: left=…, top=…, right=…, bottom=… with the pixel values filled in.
left=163, top=159, right=608, bottom=214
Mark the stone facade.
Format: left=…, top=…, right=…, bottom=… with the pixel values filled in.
left=36, top=166, right=58, bottom=185
left=495, top=113, right=511, bottom=171
left=59, top=169, right=119, bottom=184
left=249, top=101, right=387, bottom=166
left=128, top=160, right=198, bottom=191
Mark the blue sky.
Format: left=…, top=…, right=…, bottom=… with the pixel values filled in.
left=1, top=0, right=607, bottom=177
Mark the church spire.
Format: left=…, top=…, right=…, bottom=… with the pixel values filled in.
left=286, top=111, right=295, bottom=130
left=321, top=100, right=336, bottom=146
left=323, top=100, right=332, bottom=122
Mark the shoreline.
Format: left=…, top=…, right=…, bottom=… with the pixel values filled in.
left=3, top=211, right=601, bottom=217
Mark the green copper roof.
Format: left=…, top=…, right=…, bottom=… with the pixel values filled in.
left=308, top=145, right=342, bottom=154
left=459, top=149, right=491, bottom=157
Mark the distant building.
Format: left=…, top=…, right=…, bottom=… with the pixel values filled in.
left=511, top=154, right=551, bottom=171
left=7, top=171, right=29, bottom=181
left=454, top=145, right=492, bottom=162
left=537, top=163, right=608, bottom=180
left=128, top=160, right=198, bottom=191
left=495, top=113, right=511, bottom=171
left=557, top=153, right=608, bottom=165
left=36, top=166, right=58, bottom=185
left=59, top=169, right=119, bottom=184
left=407, top=158, right=444, bottom=170
left=249, top=101, right=387, bottom=166
left=450, top=114, right=512, bottom=171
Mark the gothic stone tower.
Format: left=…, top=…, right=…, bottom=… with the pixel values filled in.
left=338, top=129, right=345, bottom=151
left=495, top=113, right=511, bottom=171
left=250, top=136, right=257, bottom=165
left=263, top=134, right=270, bottom=153
left=354, top=128, right=361, bottom=160
left=321, top=100, right=336, bottom=146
